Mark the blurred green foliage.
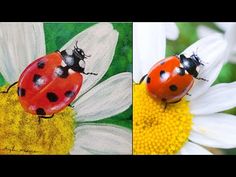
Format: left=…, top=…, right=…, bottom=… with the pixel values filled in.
left=167, top=22, right=236, bottom=155
left=0, top=23, right=132, bottom=129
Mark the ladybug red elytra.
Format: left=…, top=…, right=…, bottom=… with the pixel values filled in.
left=138, top=53, right=207, bottom=106
left=1, top=41, right=97, bottom=119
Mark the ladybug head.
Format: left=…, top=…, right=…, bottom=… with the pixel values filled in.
left=73, top=41, right=91, bottom=60
left=179, top=53, right=204, bottom=78
left=60, top=41, right=91, bottom=73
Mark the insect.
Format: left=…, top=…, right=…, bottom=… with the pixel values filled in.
left=1, top=41, right=97, bottom=120
left=138, top=53, right=208, bottom=108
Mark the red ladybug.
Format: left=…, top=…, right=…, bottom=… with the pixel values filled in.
left=1, top=42, right=97, bottom=119
left=138, top=54, right=207, bottom=106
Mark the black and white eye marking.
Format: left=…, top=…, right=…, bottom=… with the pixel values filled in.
left=79, top=60, right=85, bottom=68
left=33, top=74, right=45, bottom=87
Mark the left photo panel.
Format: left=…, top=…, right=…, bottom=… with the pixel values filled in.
left=0, top=22, right=132, bottom=154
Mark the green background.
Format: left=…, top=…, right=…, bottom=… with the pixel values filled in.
left=167, top=22, right=236, bottom=155
left=0, top=23, right=132, bottom=129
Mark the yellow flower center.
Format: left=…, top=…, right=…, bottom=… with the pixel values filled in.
left=133, top=83, right=193, bottom=155
left=0, top=84, right=75, bottom=154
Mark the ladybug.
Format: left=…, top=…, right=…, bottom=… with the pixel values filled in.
left=1, top=41, right=97, bottom=119
left=138, top=53, right=207, bottom=106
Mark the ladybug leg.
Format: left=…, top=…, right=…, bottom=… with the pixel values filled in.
left=169, top=99, right=182, bottom=104
left=164, top=102, right=168, bottom=111
left=196, top=77, right=208, bottom=82
left=186, top=93, right=191, bottom=96
left=38, top=114, right=55, bottom=123
left=68, top=104, right=74, bottom=108
left=161, top=98, right=168, bottom=111
left=163, top=99, right=182, bottom=111
left=83, top=72, right=98, bottom=76
left=0, top=82, right=18, bottom=94
left=135, top=74, right=147, bottom=85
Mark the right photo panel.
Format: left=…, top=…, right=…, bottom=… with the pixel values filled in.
left=133, top=22, right=236, bottom=155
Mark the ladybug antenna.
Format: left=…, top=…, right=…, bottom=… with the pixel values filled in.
left=85, top=54, right=91, bottom=59
left=75, top=41, right=79, bottom=49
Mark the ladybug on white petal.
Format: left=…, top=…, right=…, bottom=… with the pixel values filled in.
left=1, top=41, right=97, bottom=119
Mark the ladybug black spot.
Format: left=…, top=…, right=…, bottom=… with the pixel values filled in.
left=65, top=91, right=75, bottom=98
left=169, top=85, right=178, bottom=91
left=36, top=108, right=46, bottom=115
left=46, top=92, right=59, bottom=102
left=160, top=70, right=170, bottom=81
left=175, top=67, right=185, bottom=76
left=37, top=60, right=45, bottom=69
left=147, top=77, right=151, bottom=84
left=17, top=87, right=26, bottom=97
left=55, top=66, right=69, bottom=78
left=33, top=74, right=44, bottom=87
left=160, top=70, right=166, bottom=78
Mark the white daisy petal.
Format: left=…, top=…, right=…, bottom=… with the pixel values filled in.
left=183, top=34, right=227, bottom=100
left=215, top=22, right=234, bottom=32
left=179, top=142, right=212, bottom=155
left=190, top=113, right=236, bottom=149
left=60, top=23, right=118, bottom=97
left=190, top=82, right=236, bottom=115
left=74, top=72, right=132, bottom=122
left=70, top=124, right=132, bottom=155
left=133, top=22, right=166, bottom=81
left=0, top=22, right=46, bottom=83
left=164, top=22, right=179, bottom=40
left=224, top=23, right=236, bottom=62
left=229, top=52, right=236, bottom=63
left=197, top=25, right=219, bottom=39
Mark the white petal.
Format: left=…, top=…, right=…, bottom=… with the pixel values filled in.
left=70, top=124, right=132, bottom=155
left=197, top=25, right=219, bottom=39
left=74, top=72, right=132, bottom=122
left=215, top=22, right=234, bottom=32
left=179, top=142, right=212, bottom=155
left=190, top=82, right=236, bottom=115
left=0, top=22, right=46, bottom=83
left=183, top=34, right=227, bottom=100
left=60, top=23, right=118, bottom=97
left=133, top=22, right=166, bottom=82
left=224, top=23, right=236, bottom=62
left=164, top=23, right=179, bottom=40
left=190, top=113, right=236, bottom=149
left=228, top=52, right=236, bottom=63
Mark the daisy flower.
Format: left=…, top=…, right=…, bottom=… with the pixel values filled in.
left=133, top=22, right=236, bottom=155
left=0, top=22, right=132, bottom=155
left=197, top=22, right=236, bottom=64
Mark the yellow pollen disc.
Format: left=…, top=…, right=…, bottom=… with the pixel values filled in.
left=0, top=84, right=75, bottom=154
left=133, top=83, right=193, bottom=155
